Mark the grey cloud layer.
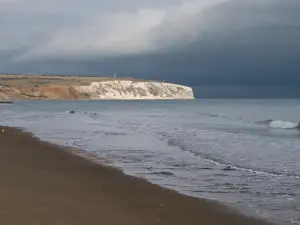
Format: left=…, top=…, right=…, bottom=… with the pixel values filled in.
left=1, top=0, right=300, bottom=85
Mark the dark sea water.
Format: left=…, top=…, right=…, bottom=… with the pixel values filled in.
left=1, top=99, right=300, bottom=224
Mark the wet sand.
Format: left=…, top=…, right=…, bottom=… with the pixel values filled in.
left=0, top=126, right=272, bottom=225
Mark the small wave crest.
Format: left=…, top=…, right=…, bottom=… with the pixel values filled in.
left=167, top=138, right=300, bottom=179
left=257, top=120, right=299, bottom=129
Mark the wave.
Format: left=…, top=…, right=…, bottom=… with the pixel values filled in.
left=201, top=155, right=300, bottom=179
left=167, top=138, right=300, bottom=179
left=256, top=120, right=299, bottom=129
left=199, top=154, right=300, bottom=179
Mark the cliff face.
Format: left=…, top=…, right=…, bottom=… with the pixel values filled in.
left=73, top=81, right=194, bottom=100
left=0, top=79, right=194, bottom=100
left=0, top=86, right=80, bottom=100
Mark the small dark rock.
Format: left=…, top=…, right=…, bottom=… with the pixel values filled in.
left=69, top=110, right=75, bottom=114
left=152, top=171, right=174, bottom=176
left=223, top=165, right=235, bottom=171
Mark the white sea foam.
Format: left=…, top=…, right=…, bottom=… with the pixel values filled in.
left=269, top=120, right=299, bottom=129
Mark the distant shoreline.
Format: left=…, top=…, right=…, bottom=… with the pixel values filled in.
left=0, top=74, right=194, bottom=100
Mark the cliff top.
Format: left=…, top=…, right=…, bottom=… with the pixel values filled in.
left=0, top=74, right=149, bottom=88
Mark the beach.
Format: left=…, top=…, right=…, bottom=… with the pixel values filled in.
left=0, top=125, right=272, bottom=225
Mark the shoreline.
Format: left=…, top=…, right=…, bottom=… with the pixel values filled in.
left=0, top=125, right=273, bottom=225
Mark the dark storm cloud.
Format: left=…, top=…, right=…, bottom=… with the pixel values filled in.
left=1, top=0, right=300, bottom=86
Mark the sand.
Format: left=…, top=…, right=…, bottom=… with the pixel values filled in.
left=0, top=125, right=272, bottom=225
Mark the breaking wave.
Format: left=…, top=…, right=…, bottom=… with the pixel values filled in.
left=256, top=120, right=299, bottom=129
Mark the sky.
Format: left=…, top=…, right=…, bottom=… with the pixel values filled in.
left=1, top=0, right=300, bottom=87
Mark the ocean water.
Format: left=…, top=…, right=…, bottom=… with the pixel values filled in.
left=1, top=99, right=300, bottom=225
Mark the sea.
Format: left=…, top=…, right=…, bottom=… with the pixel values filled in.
left=1, top=99, right=300, bottom=225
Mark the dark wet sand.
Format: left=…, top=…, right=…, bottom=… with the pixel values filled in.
left=0, top=126, right=272, bottom=225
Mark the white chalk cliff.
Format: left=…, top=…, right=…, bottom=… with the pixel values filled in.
left=74, top=80, right=194, bottom=100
